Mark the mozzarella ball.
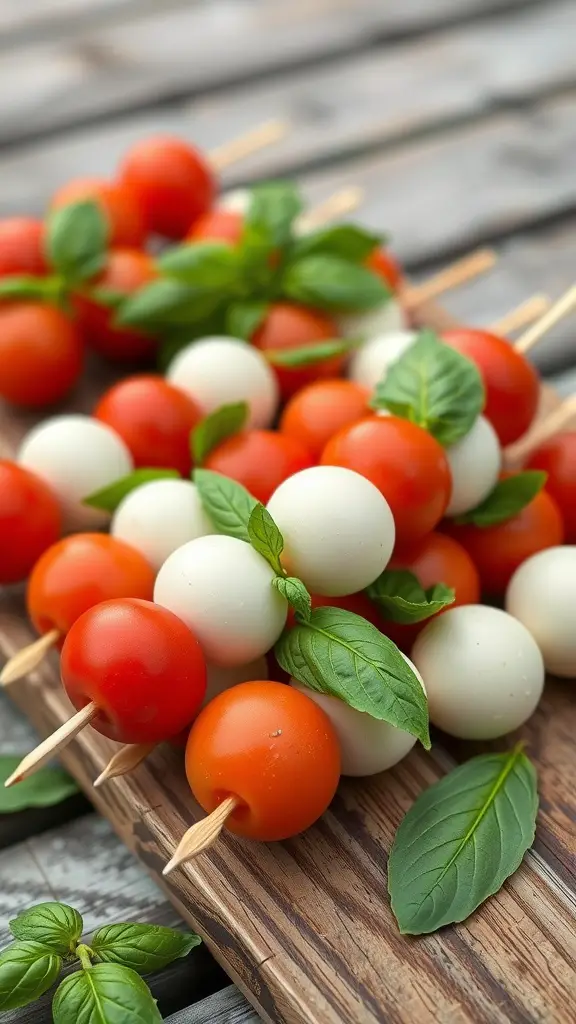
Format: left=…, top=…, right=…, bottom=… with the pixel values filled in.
left=338, top=298, right=407, bottom=341
left=505, top=546, right=576, bottom=677
left=217, top=188, right=251, bottom=214
left=412, top=605, right=545, bottom=739
left=348, top=330, right=417, bottom=391
left=18, top=415, right=133, bottom=532
left=445, top=415, right=502, bottom=517
left=291, top=655, right=425, bottom=776
left=204, top=655, right=268, bottom=707
left=154, top=535, right=288, bottom=667
left=266, top=465, right=395, bottom=596
left=167, top=336, right=279, bottom=428
left=111, top=478, right=214, bottom=572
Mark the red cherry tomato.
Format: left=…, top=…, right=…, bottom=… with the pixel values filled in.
left=443, top=329, right=539, bottom=446
left=443, top=479, right=564, bottom=595
left=0, top=303, right=83, bottom=408
left=280, top=379, right=370, bottom=460
left=365, top=247, right=403, bottom=292
left=252, top=303, right=341, bottom=399
left=204, top=430, right=313, bottom=504
left=526, top=432, right=576, bottom=542
left=61, top=598, right=206, bottom=744
left=51, top=177, right=145, bottom=249
left=0, top=462, right=61, bottom=584
left=74, top=248, right=157, bottom=363
left=27, top=533, right=155, bottom=640
left=186, top=208, right=243, bottom=245
left=0, top=218, right=47, bottom=277
left=119, top=136, right=215, bottom=239
left=185, top=680, right=341, bottom=841
left=321, top=416, right=452, bottom=548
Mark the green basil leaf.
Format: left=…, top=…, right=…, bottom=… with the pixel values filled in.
left=389, top=745, right=538, bottom=935
left=192, top=402, right=248, bottom=466
left=0, top=941, right=62, bottom=1010
left=10, top=903, right=83, bottom=956
left=194, top=468, right=258, bottom=542
left=83, top=469, right=180, bottom=513
left=157, top=311, right=228, bottom=372
left=246, top=181, right=303, bottom=248
left=46, top=200, right=108, bottom=283
left=373, top=329, right=484, bottom=445
left=272, top=576, right=312, bottom=621
left=247, top=505, right=284, bottom=575
left=283, top=255, right=390, bottom=312
left=158, top=241, right=241, bottom=291
left=366, top=569, right=455, bottom=624
left=0, top=757, right=79, bottom=813
left=291, top=224, right=384, bottom=262
left=266, top=338, right=355, bottom=368
left=454, top=471, right=547, bottom=527
left=116, top=279, right=219, bottom=329
left=88, top=286, right=125, bottom=311
left=0, top=275, right=59, bottom=303
left=226, top=300, right=269, bottom=340
left=91, top=923, right=200, bottom=975
left=52, top=962, right=161, bottom=1023
left=275, top=607, right=430, bottom=747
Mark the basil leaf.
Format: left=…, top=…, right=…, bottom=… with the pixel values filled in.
left=366, top=569, right=455, bottom=624
left=283, top=255, right=390, bottom=312
left=0, top=757, right=79, bottom=813
left=91, top=923, right=200, bottom=974
left=272, top=576, right=312, bottom=621
left=10, top=903, right=83, bottom=956
left=52, top=963, right=161, bottom=1023
left=158, top=241, right=241, bottom=291
left=275, top=607, right=430, bottom=747
left=89, top=286, right=125, bottom=311
left=0, top=941, right=62, bottom=1010
left=266, top=338, right=355, bottom=368
left=291, top=224, right=383, bottom=262
left=454, top=471, right=547, bottom=527
left=83, top=469, right=180, bottom=513
left=192, top=402, right=248, bottom=466
left=116, top=279, right=219, bottom=329
left=194, top=469, right=257, bottom=542
left=246, top=181, right=303, bottom=248
left=374, top=329, right=484, bottom=445
left=389, top=745, right=538, bottom=935
left=157, top=311, right=227, bottom=372
left=226, top=300, right=269, bottom=340
left=0, top=275, right=60, bottom=303
left=46, top=200, right=108, bottom=283
left=248, top=505, right=284, bottom=575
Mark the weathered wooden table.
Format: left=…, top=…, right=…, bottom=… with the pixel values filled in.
left=1, top=1, right=576, bottom=1021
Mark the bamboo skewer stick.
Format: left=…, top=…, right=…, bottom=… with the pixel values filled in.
left=506, top=395, right=576, bottom=465
left=514, top=283, right=576, bottom=354
left=488, top=295, right=551, bottom=337
left=94, top=742, right=156, bottom=788
left=4, top=702, right=99, bottom=787
left=163, top=796, right=240, bottom=875
left=402, top=249, right=497, bottom=310
left=296, top=186, right=364, bottom=233
left=0, top=629, right=60, bottom=686
left=209, top=119, right=290, bottom=172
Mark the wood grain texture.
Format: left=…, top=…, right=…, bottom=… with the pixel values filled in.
left=166, top=986, right=258, bottom=1024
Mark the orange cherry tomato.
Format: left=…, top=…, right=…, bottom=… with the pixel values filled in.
left=119, top=136, right=215, bottom=239
left=0, top=218, right=47, bottom=277
left=0, top=303, right=83, bottom=408
left=186, top=208, right=243, bottom=245
left=74, top=248, right=157, bottom=363
left=321, top=416, right=451, bottom=548
left=365, top=247, right=403, bottom=292
left=443, top=329, right=540, bottom=446
left=27, top=533, right=155, bottom=640
left=204, top=430, right=314, bottom=504
left=280, top=379, right=370, bottom=460
left=185, top=680, right=341, bottom=841
left=51, top=177, right=146, bottom=249
left=252, top=302, right=342, bottom=399
left=0, top=462, right=61, bottom=584
left=526, top=432, right=576, bottom=542
left=61, top=598, right=206, bottom=744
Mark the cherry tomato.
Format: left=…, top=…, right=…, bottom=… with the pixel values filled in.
left=51, top=177, right=145, bottom=249
left=526, top=432, right=576, bottom=542
left=443, top=329, right=539, bottom=446
left=185, top=680, right=341, bottom=841
left=0, top=218, right=47, bottom=277
left=0, top=462, right=61, bottom=584
left=186, top=208, right=243, bottom=245
left=61, top=598, right=206, bottom=744
left=443, top=479, right=564, bottom=595
left=94, top=375, right=202, bottom=476
left=365, top=247, right=403, bottom=292
left=205, top=430, right=314, bottom=504
left=0, top=303, right=83, bottom=408
left=321, top=416, right=451, bottom=548
left=27, top=533, right=155, bottom=640
left=119, top=136, right=215, bottom=239
left=280, top=379, right=370, bottom=460
left=252, top=303, right=341, bottom=399
left=74, top=248, right=157, bottom=363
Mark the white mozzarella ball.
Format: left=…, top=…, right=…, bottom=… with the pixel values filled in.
left=412, top=605, right=545, bottom=740
left=291, top=655, right=425, bottom=776
left=505, top=546, right=576, bottom=678
left=445, top=415, right=502, bottom=517
left=204, top=655, right=268, bottom=707
left=167, top=336, right=278, bottom=428
left=348, top=330, right=417, bottom=391
left=217, top=188, right=251, bottom=214
left=266, top=465, right=395, bottom=596
left=338, top=298, right=407, bottom=341
left=111, top=478, right=214, bottom=572
left=154, top=535, right=287, bottom=667
left=17, top=414, right=133, bottom=532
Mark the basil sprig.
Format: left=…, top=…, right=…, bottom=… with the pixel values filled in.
left=454, top=471, right=547, bottom=527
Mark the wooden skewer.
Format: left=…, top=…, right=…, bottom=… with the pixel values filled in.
left=0, top=628, right=61, bottom=687
left=163, top=795, right=240, bottom=875
left=514, top=283, right=576, bottom=354
left=402, top=249, right=497, bottom=310
left=4, top=701, right=98, bottom=787
left=209, top=119, right=289, bottom=172
left=488, top=295, right=551, bottom=337
left=93, top=742, right=155, bottom=787
left=505, top=395, right=576, bottom=465
left=296, top=186, right=364, bottom=233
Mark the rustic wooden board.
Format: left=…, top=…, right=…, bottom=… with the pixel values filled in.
left=166, top=986, right=258, bottom=1024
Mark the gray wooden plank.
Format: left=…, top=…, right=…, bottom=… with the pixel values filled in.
left=166, top=986, right=258, bottom=1024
